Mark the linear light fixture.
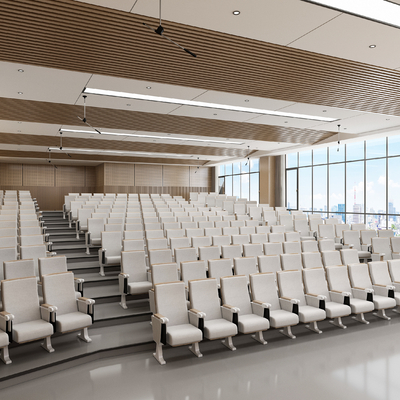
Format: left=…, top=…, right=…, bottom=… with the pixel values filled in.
left=303, top=0, right=400, bottom=29
left=60, top=129, right=244, bottom=145
left=48, top=147, right=195, bottom=158
left=83, top=88, right=338, bottom=123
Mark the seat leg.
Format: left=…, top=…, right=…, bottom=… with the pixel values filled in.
left=374, top=309, right=391, bottom=320
left=78, top=327, right=92, bottom=343
left=305, top=321, right=322, bottom=334
left=221, top=336, right=236, bottom=351
left=153, top=343, right=166, bottom=365
left=280, top=325, right=296, bottom=339
left=41, top=336, right=55, bottom=353
left=189, top=342, right=203, bottom=357
left=86, top=246, right=90, bottom=255
left=99, top=264, right=105, bottom=277
left=0, top=346, right=11, bottom=365
left=76, top=231, right=80, bottom=240
left=120, top=294, right=128, bottom=309
left=252, top=330, right=267, bottom=345
left=393, top=306, right=400, bottom=314
left=329, top=317, right=347, bottom=329
left=353, top=313, right=369, bottom=324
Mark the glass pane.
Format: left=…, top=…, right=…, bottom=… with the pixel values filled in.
left=366, top=214, right=385, bottom=230
left=388, top=135, right=400, bottom=157
left=225, top=176, right=233, bottom=197
left=286, top=153, right=297, bottom=168
left=250, top=159, right=259, bottom=173
left=329, top=163, right=345, bottom=217
left=388, top=157, right=400, bottom=215
left=233, top=162, right=241, bottom=175
left=366, top=158, right=386, bottom=215
left=329, top=212, right=345, bottom=224
left=388, top=215, right=400, bottom=235
left=299, top=150, right=312, bottom=167
left=346, top=214, right=365, bottom=225
left=218, top=177, right=225, bottom=194
left=346, top=141, right=364, bottom=161
left=241, top=160, right=249, bottom=174
left=219, top=165, right=224, bottom=176
left=233, top=175, right=240, bottom=199
left=313, top=148, right=327, bottom=165
left=225, top=163, right=232, bottom=175
left=329, top=144, right=345, bottom=163
left=313, top=166, right=327, bottom=213
left=286, top=169, right=297, bottom=209
left=250, top=173, right=259, bottom=202
left=346, top=161, right=364, bottom=213
left=241, top=174, right=249, bottom=200
left=366, top=137, right=386, bottom=159
left=298, top=167, right=312, bottom=211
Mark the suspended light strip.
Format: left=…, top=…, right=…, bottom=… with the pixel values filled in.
left=83, top=88, right=338, bottom=122
left=303, top=0, right=400, bottom=29
left=60, top=129, right=244, bottom=145
left=48, top=147, right=195, bottom=158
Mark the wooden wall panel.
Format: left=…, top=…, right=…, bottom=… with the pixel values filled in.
left=163, top=166, right=189, bottom=187
left=0, top=164, right=22, bottom=186
left=259, top=156, right=276, bottom=207
left=86, top=166, right=96, bottom=187
left=23, top=164, right=54, bottom=187
left=55, top=166, right=85, bottom=187
left=104, top=164, right=135, bottom=186
left=135, top=164, right=162, bottom=186
left=190, top=166, right=212, bottom=187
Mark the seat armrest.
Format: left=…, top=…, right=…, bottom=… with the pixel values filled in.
left=251, top=300, right=271, bottom=319
left=392, top=253, right=400, bottom=260
left=119, top=272, right=129, bottom=294
left=351, top=287, right=373, bottom=301
left=85, top=231, right=90, bottom=246
left=329, top=290, right=350, bottom=305
left=188, top=309, right=206, bottom=328
left=74, top=277, right=84, bottom=294
left=279, top=297, right=300, bottom=313
left=77, top=297, right=95, bottom=319
left=40, top=303, right=57, bottom=323
left=0, top=311, right=14, bottom=337
left=221, top=305, right=239, bottom=322
left=99, top=248, right=106, bottom=264
left=373, top=284, right=395, bottom=297
left=372, top=252, right=385, bottom=261
left=305, top=294, right=326, bottom=309
left=392, top=282, right=400, bottom=292
left=46, top=251, right=57, bottom=257
left=152, top=314, right=169, bottom=344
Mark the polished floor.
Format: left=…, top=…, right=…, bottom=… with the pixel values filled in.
left=3, top=311, right=400, bottom=400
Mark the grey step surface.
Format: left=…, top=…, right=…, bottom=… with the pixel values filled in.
left=94, top=299, right=150, bottom=322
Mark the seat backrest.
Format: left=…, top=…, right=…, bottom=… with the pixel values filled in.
left=325, top=265, right=352, bottom=293
left=20, top=235, right=44, bottom=246
left=250, top=233, right=267, bottom=244
left=371, top=237, right=392, bottom=260
left=343, top=230, right=361, bottom=250
left=205, top=227, right=222, bottom=237
left=351, top=223, right=366, bottom=231
left=270, top=226, right=285, bottom=234
left=174, top=247, right=197, bottom=268
left=233, top=257, right=257, bottom=282
left=318, top=239, right=335, bottom=252
left=325, top=218, right=339, bottom=225
left=360, top=229, right=376, bottom=246
left=208, top=258, right=233, bottom=285
left=264, top=242, right=283, bottom=256
left=4, top=259, right=35, bottom=280
left=255, top=226, right=270, bottom=235
left=121, top=250, right=147, bottom=282
left=321, top=250, right=342, bottom=267
left=212, top=235, right=230, bottom=248
left=101, top=231, right=122, bottom=256
left=309, top=218, right=323, bottom=231
left=105, top=223, right=124, bottom=232
left=189, top=278, right=222, bottom=320
left=294, top=219, right=309, bottom=233
left=77, top=208, right=93, bottom=229
left=340, top=249, right=359, bottom=266
left=181, top=261, right=207, bottom=287
left=232, top=234, right=250, bottom=246
left=335, top=224, right=350, bottom=238
left=368, top=261, right=392, bottom=286
left=250, top=273, right=280, bottom=311
left=199, top=246, right=220, bottom=261
left=302, top=267, right=330, bottom=299
left=348, top=263, right=373, bottom=289
left=378, top=229, right=394, bottom=238
left=0, top=236, right=18, bottom=249
left=243, top=243, right=263, bottom=258
left=223, top=227, right=240, bottom=236
left=0, top=247, right=18, bottom=280
left=283, top=241, right=301, bottom=254
left=186, top=228, right=204, bottom=241
left=258, top=255, right=281, bottom=273
left=147, top=238, right=168, bottom=251
left=192, top=236, right=212, bottom=249
left=221, top=244, right=242, bottom=261
left=301, top=252, right=323, bottom=269
left=2, top=276, right=41, bottom=324
left=39, top=255, right=67, bottom=280
left=124, top=230, right=144, bottom=240
left=391, top=237, right=400, bottom=253
left=301, top=240, right=318, bottom=252
left=20, top=244, right=46, bottom=276
left=151, top=262, right=179, bottom=285
left=166, top=229, right=185, bottom=241
left=87, top=218, right=105, bottom=238
left=145, top=230, right=165, bottom=240
left=123, top=239, right=145, bottom=251
left=0, top=227, right=18, bottom=237
left=277, top=270, right=306, bottom=306
left=215, top=220, right=229, bottom=228
left=220, top=275, right=252, bottom=315
left=319, top=224, right=335, bottom=239
left=149, top=249, right=172, bottom=267
left=42, top=272, right=78, bottom=315
left=285, top=232, right=300, bottom=242
left=281, top=253, right=302, bottom=271
left=268, top=233, right=285, bottom=243
left=198, top=221, right=214, bottom=229
left=154, top=281, right=188, bottom=326
left=388, top=260, right=400, bottom=282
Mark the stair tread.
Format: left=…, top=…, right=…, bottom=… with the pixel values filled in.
left=76, top=271, right=118, bottom=282
left=84, top=285, right=120, bottom=299
left=94, top=299, right=150, bottom=320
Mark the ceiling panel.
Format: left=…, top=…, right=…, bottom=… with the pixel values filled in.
left=0, top=120, right=62, bottom=136
left=0, top=61, right=91, bottom=104
left=75, top=0, right=136, bottom=12
left=290, top=13, right=400, bottom=70
left=245, top=114, right=325, bottom=129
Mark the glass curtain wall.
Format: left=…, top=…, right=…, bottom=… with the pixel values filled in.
left=218, top=159, right=260, bottom=202
left=286, top=136, right=400, bottom=232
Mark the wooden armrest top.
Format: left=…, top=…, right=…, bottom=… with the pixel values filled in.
left=252, top=300, right=264, bottom=305
left=222, top=304, right=236, bottom=310
left=353, top=287, right=366, bottom=290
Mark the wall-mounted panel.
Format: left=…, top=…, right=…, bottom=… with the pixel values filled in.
left=104, top=164, right=135, bottom=186
left=135, top=164, right=162, bottom=186
left=163, top=166, right=190, bottom=187
left=23, top=164, right=54, bottom=187
left=86, top=166, right=96, bottom=187
left=190, top=166, right=212, bottom=188
left=56, top=166, right=85, bottom=187
left=0, top=164, right=22, bottom=186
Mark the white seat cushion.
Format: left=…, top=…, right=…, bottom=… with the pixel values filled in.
left=334, top=243, right=343, bottom=250
left=298, top=305, right=326, bottom=323
left=395, top=292, right=400, bottom=306
left=373, top=295, right=396, bottom=310
left=105, top=256, right=121, bottom=265
left=91, top=238, right=101, bottom=245
left=238, top=313, right=270, bottom=334
left=203, top=319, right=237, bottom=340
left=0, top=331, right=9, bottom=348
left=358, top=251, right=371, bottom=258
left=349, top=298, right=375, bottom=314
left=167, top=324, right=202, bottom=346
left=325, top=302, right=351, bottom=319
left=13, top=320, right=53, bottom=343
left=56, top=312, right=92, bottom=332
left=269, top=309, right=299, bottom=329
left=128, top=281, right=152, bottom=295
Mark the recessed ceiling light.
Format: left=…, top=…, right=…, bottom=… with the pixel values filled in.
left=126, top=104, right=131, bottom=106
left=18, top=121, right=22, bottom=124
left=17, top=69, right=24, bottom=73
left=213, top=113, right=217, bottom=116
left=284, top=121, right=288, bottom=123
left=244, top=99, right=249, bottom=102
left=323, top=110, right=327, bottom=112
left=84, top=87, right=338, bottom=122
left=17, top=130, right=21, bottom=133
left=18, top=92, right=23, bottom=95
left=233, top=10, right=240, bottom=15
left=369, top=44, right=376, bottom=48
left=146, top=86, right=152, bottom=89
